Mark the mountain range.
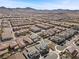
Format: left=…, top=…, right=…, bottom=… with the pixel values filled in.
left=0, top=6, right=79, bottom=13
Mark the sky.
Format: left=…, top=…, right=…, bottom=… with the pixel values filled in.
left=0, top=0, right=79, bottom=10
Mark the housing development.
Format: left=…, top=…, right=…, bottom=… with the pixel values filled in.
left=0, top=7, right=79, bottom=59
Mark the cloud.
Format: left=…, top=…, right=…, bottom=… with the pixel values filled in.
left=37, top=0, right=79, bottom=10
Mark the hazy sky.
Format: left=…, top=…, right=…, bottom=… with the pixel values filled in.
left=0, top=0, right=79, bottom=10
